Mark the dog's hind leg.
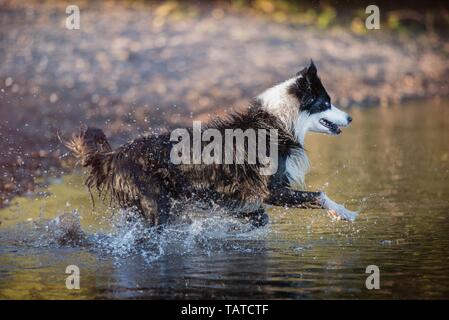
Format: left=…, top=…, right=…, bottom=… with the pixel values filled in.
left=133, top=176, right=171, bottom=227
left=237, top=206, right=269, bottom=228
left=133, top=192, right=170, bottom=229
left=249, top=207, right=269, bottom=228
left=138, top=191, right=170, bottom=227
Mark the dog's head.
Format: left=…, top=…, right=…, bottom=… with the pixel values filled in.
left=289, top=60, right=352, bottom=136
left=258, top=60, right=352, bottom=142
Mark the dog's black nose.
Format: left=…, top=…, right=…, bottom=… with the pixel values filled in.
left=347, top=116, right=352, bottom=123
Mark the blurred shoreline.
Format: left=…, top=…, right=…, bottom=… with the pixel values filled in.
left=1, top=0, right=448, bottom=207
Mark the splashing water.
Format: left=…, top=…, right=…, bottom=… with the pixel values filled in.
left=1, top=204, right=270, bottom=265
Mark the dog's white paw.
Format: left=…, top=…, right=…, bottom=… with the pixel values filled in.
left=329, top=205, right=358, bottom=222
left=320, top=193, right=358, bottom=222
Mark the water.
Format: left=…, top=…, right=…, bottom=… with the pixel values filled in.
left=1, top=101, right=449, bottom=299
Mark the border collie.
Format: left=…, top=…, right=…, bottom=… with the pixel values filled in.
left=66, top=61, right=357, bottom=228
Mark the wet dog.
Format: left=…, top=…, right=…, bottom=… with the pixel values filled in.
left=66, top=61, right=357, bottom=228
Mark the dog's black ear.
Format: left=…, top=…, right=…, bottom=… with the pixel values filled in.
left=296, top=60, right=317, bottom=79
left=307, top=59, right=317, bottom=77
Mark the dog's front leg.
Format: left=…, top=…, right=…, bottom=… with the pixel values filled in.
left=266, top=188, right=323, bottom=209
left=266, top=188, right=357, bottom=221
left=317, top=192, right=358, bottom=221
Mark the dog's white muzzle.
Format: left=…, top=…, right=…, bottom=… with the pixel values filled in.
left=309, top=104, right=352, bottom=135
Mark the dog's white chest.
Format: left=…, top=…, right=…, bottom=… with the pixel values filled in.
left=285, top=148, right=309, bottom=189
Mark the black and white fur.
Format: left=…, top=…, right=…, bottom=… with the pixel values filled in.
left=66, top=61, right=357, bottom=228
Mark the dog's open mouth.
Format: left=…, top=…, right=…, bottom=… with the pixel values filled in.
left=319, top=118, right=341, bottom=134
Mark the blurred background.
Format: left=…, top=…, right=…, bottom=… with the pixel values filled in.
left=1, top=0, right=448, bottom=205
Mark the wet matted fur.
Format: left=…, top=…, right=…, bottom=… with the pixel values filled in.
left=66, top=61, right=357, bottom=227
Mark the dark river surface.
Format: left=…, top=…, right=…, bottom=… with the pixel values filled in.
left=1, top=101, right=448, bottom=299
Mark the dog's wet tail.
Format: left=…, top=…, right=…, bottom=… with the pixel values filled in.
left=65, top=126, right=112, bottom=167
left=64, top=126, right=114, bottom=207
